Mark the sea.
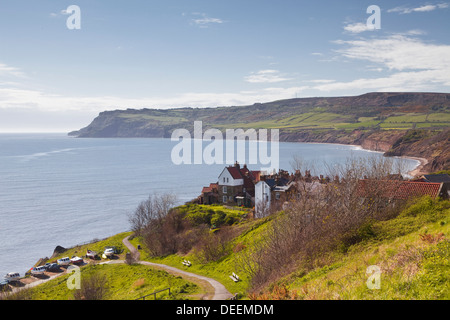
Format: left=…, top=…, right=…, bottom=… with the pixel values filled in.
left=0, top=133, right=420, bottom=277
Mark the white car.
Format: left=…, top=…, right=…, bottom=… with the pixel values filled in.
left=30, top=266, right=46, bottom=276
left=4, top=272, right=21, bottom=282
left=57, top=257, right=71, bottom=266
left=104, top=248, right=115, bottom=257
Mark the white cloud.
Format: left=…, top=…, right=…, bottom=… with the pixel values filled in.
left=187, top=13, right=225, bottom=28
left=0, top=63, right=27, bottom=79
left=388, top=2, right=449, bottom=14
left=334, top=35, right=450, bottom=72
left=343, top=22, right=371, bottom=34
left=308, top=79, right=336, bottom=84
left=245, top=70, right=293, bottom=84
left=314, top=34, right=450, bottom=92
left=193, top=17, right=224, bottom=25
left=0, top=85, right=312, bottom=114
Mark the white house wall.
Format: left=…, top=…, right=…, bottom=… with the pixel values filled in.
left=255, top=181, right=271, bottom=214
left=218, top=168, right=244, bottom=186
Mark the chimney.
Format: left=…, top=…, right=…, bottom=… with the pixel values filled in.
left=234, top=161, right=240, bottom=169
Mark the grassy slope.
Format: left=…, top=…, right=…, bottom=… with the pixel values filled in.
left=23, top=199, right=449, bottom=300
left=25, top=231, right=202, bottom=300
left=115, top=110, right=450, bottom=132
left=29, top=263, right=200, bottom=300
left=259, top=197, right=450, bottom=300
left=135, top=198, right=450, bottom=300
left=130, top=215, right=274, bottom=298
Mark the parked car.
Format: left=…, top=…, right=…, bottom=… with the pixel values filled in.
left=44, top=263, right=60, bottom=272
left=0, top=278, right=9, bottom=289
left=103, top=247, right=115, bottom=257
left=86, top=249, right=97, bottom=259
left=30, top=266, right=46, bottom=276
left=4, top=272, right=20, bottom=282
left=57, top=257, right=71, bottom=266
left=70, top=256, right=83, bottom=265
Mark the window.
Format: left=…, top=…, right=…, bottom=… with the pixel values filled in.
left=223, top=196, right=228, bottom=203
left=223, top=186, right=227, bottom=194
left=275, top=192, right=280, bottom=200
left=227, top=178, right=229, bottom=183
left=223, top=177, right=226, bottom=183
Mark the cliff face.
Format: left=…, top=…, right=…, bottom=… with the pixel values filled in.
left=385, top=129, right=450, bottom=172
left=279, top=129, right=403, bottom=152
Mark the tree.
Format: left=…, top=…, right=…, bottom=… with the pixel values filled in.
left=128, top=193, right=177, bottom=235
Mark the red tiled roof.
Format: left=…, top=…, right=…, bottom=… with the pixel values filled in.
left=394, top=182, right=442, bottom=200
left=227, top=167, right=243, bottom=180
left=202, top=183, right=218, bottom=194
left=358, top=180, right=442, bottom=200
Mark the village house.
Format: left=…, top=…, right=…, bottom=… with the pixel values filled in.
left=200, top=183, right=219, bottom=205
left=199, top=162, right=261, bottom=207
left=254, top=170, right=330, bottom=216
left=199, top=164, right=449, bottom=215
left=357, top=179, right=445, bottom=202
left=217, top=162, right=261, bottom=207
left=255, top=171, right=295, bottom=215
left=414, top=174, right=450, bottom=199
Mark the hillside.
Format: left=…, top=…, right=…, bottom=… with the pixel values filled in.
left=3, top=196, right=448, bottom=301
left=69, top=92, right=450, bottom=172
left=69, top=92, right=450, bottom=138
left=124, top=196, right=450, bottom=300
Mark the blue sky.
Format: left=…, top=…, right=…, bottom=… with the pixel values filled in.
left=0, top=0, right=449, bottom=132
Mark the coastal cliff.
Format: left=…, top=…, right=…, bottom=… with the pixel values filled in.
left=68, top=92, right=450, bottom=173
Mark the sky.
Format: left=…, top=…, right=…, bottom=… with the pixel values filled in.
left=0, top=0, right=449, bottom=132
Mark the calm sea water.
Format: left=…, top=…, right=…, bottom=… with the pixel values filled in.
left=0, top=133, right=419, bottom=276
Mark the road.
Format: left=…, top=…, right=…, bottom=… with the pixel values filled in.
left=121, top=236, right=234, bottom=300
left=3, top=236, right=234, bottom=300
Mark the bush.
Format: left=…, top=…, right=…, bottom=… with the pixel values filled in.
left=73, top=272, right=109, bottom=300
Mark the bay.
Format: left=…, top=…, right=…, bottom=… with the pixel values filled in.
left=0, top=133, right=419, bottom=277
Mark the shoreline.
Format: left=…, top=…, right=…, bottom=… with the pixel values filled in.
left=282, top=139, right=427, bottom=178
left=403, top=156, right=429, bottom=177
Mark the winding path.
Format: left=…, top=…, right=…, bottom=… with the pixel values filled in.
left=122, top=236, right=233, bottom=300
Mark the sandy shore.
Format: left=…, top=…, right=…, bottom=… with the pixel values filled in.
left=405, top=156, right=429, bottom=178
left=287, top=140, right=429, bottom=179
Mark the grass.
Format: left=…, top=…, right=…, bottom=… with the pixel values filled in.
left=28, top=263, right=200, bottom=300
left=178, top=204, right=250, bottom=227
left=130, top=197, right=450, bottom=300
left=48, top=231, right=133, bottom=263
left=130, top=215, right=275, bottom=298
left=16, top=197, right=450, bottom=300
left=210, top=111, right=450, bottom=132
left=264, top=197, right=450, bottom=300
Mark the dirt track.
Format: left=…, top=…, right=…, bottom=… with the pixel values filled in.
left=121, top=236, right=233, bottom=300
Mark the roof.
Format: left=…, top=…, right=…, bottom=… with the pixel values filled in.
left=358, top=180, right=443, bottom=200
left=421, top=174, right=450, bottom=183
left=227, top=166, right=244, bottom=180
left=261, top=177, right=291, bottom=191
left=202, top=183, right=218, bottom=194
left=224, top=164, right=260, bottom=182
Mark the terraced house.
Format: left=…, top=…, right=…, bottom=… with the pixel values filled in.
left=217, top=162, right=260, bottom=207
